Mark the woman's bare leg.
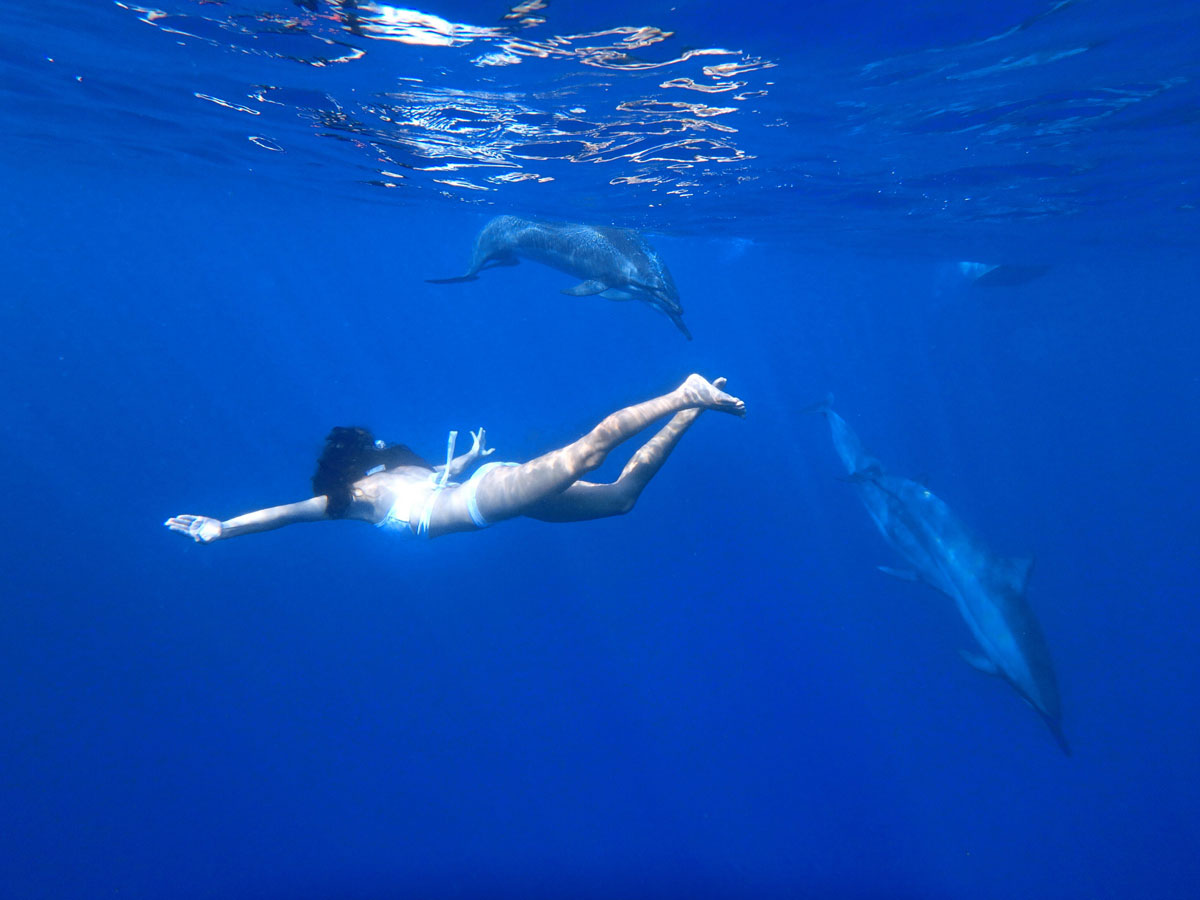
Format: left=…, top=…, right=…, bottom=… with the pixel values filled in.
left=525, top=388, right=712, bottom=522
left=468, top=375, right=743, bottom=525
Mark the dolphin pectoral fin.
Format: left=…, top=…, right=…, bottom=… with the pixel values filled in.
left=877, top=565, right=919, bottom=582
left=958, top=649, right=1001, bottom=677
left=599, top=289, right=635, bottom=302
left=1011, top=556, right=1035, bottom=591
left=992, top=555, right=1035, bottom=594
left=561, top=279, right=608, bottom=296
left=426, top=275, right=480, bottom=284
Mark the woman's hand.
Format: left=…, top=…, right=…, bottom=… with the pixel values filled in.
left=164, top=514, right=224, bottom=543
left=468, top=428, right=496, bottom=462
left=436, top=428, right=497, bottom=478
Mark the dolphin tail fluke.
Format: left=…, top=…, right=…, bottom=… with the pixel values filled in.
left=426, top=274, right=480, bottom=285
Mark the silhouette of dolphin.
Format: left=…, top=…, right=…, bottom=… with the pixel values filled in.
left=957, top=261, right=1051, bottom=287
left=428, top=215, right=691, bottom=339
left=812, top=399, right=1070, bottom=755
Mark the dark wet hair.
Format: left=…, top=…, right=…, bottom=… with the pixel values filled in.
left=312, top=426, right=432, bottom=519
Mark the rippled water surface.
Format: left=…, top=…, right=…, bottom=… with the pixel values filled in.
left=5, top=0, right=1198, bottom=248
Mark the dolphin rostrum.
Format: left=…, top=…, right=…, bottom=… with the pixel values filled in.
left=814, top=399, right=1070, bottom=755
left=428, top=215, right=691, bottom=339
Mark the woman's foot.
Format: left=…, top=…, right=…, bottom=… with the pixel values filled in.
left=679, top=374, right=746, bottom=416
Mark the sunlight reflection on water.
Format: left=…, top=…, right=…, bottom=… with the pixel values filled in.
left=112, top=0, right=772, bottom=203
left=9, top=0, right=1192, bottom=246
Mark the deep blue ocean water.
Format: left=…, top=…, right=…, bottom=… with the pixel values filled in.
left=2, top=1, right=1199, bottom=897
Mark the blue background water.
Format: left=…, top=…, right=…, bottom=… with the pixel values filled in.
left=2, top=1, right=1199, bottom=897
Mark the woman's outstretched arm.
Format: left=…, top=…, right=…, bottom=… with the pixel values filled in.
left=165, top=496, right=328, bottom=543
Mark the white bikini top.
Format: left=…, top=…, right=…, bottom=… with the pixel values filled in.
left=374, top=431, right=459, bottom=537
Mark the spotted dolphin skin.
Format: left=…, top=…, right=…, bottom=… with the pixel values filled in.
left=428, top=215, right=691, bottom=339
left=814, top=400, right=1070, bottom=755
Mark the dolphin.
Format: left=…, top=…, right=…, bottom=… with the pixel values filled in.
left=957, top=261, right=1050, bottom=287
left=428, top=215, right=691, bottom=339
left=814, top=400, right=1070, bottom=755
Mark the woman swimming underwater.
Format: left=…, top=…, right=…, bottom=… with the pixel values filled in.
left=164, top=375, right=745, bottom=544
